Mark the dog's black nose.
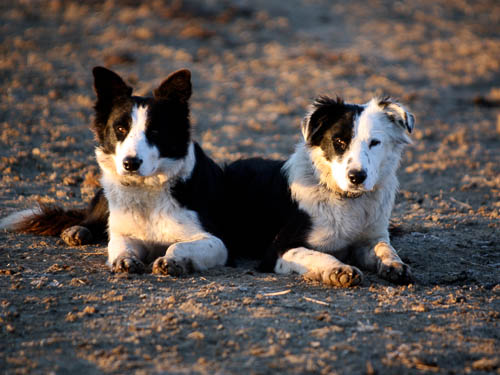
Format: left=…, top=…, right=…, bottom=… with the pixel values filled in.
left=348, top=169, right=367, bottom=185
left=123, top=156, right=142, bottom=172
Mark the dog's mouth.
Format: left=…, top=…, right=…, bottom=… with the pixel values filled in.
left=340, top=181, right=375, bottom=199
left=320, top=180, right=366, bottom=199
left=336, top=190, right=365, bottom=199
left=121, top=170, right=140, bottom=175
left=119, top=165, right=158, bottom=178
left=118, top=169, right=146, bottom=178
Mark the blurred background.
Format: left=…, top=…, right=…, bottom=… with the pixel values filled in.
left=1, top=0, right=499, bottom=221
left=1, top=0, right=499, bottom=220
left=1, top=0, right=498, bottom=211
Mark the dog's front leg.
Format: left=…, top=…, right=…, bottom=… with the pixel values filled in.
left=275, top=247, right=363, bottom=287
left=152, top=235, right=227, bottom=276
left=107, top=234, right=146, bottom=274
left=353, top=241, right=413, bottom=284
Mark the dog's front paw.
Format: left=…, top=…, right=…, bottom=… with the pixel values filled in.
left=111, top=256, right=145, bottom=274
left=61, top=225, right=93, bottom=246
left=152, top=257, right=194, bottom=276
left=305, top=265, right=363, bottom=287
left=378, top=261, right=413, bottom=285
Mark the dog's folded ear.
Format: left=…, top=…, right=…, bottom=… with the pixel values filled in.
left=301, top=96, right=346, bottom=145
left=154, top=69, right=192, bottom=103
left=378, top=98, right=415, bottom=134
left=302, top=113, right=326, bottom=146
left=92, top=67, right=133, bottom=101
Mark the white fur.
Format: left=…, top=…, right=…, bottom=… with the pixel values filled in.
left=275, top=246, right=362, bottom=286
left=160, top=235, right=227, bottom=271
left=114, top=104, right=162, bottom=177
left=0, top=208, right=41, bottom=230
left=275, top=247, right=346, bottom=275
left=279, top=98, right=413, bottom=283
left=330, top=99, right=409, bottom=194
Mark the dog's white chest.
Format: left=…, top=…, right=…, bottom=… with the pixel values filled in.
left=302, top=192, right=390, bottom=254
left=106, top=185, right=204, bottom=246
left=305, top=201, right=365, bottom=252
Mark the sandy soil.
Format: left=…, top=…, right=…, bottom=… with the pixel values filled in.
left=1, top=0, right=499, bottom=374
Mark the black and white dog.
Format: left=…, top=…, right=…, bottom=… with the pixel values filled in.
left=1, top=67, right=228, bottom=275
left=1, top=68, right=415, bottom=286
left=224, top=96, right=415, bottom=286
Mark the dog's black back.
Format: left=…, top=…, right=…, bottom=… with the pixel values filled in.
left=223, top=158, right=312, bottom=268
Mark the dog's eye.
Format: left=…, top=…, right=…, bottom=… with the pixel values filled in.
left=333, top=138, right=347, bottom=151
left=369, top=139, right=381, bottom=148
left=116, top=126, right=128, bottom=135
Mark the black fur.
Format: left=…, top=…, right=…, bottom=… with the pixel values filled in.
left=223, top=158, right=312, bottom=269
left=78, top=188, right=109, bottom=241
left=305, top=96, right=363, bottom=161
left=171, top=143, right=225, bottom=239
left=154, top=69, right=192, bottom=104
left=92, top=67, right=133, bottom=154
left=146, top=97, right=190, bottom=159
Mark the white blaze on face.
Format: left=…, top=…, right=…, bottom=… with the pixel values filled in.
left=332, top=102, right=386, bottom=193
left=114, top=104, right=160, bottom=176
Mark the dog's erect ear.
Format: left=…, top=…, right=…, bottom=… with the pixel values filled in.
left=378, top=97, right=415, bottom=133
left=153, top=69, right=192, bottom=103
left=92, top=67, right=132, bottom=101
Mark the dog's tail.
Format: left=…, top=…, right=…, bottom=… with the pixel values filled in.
left=0, top=205, right=87, bottom=236
left=1, top=189, right=109, bottom=245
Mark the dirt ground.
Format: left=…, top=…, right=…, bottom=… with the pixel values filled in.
left=1, top=0, right=499, bottom=374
